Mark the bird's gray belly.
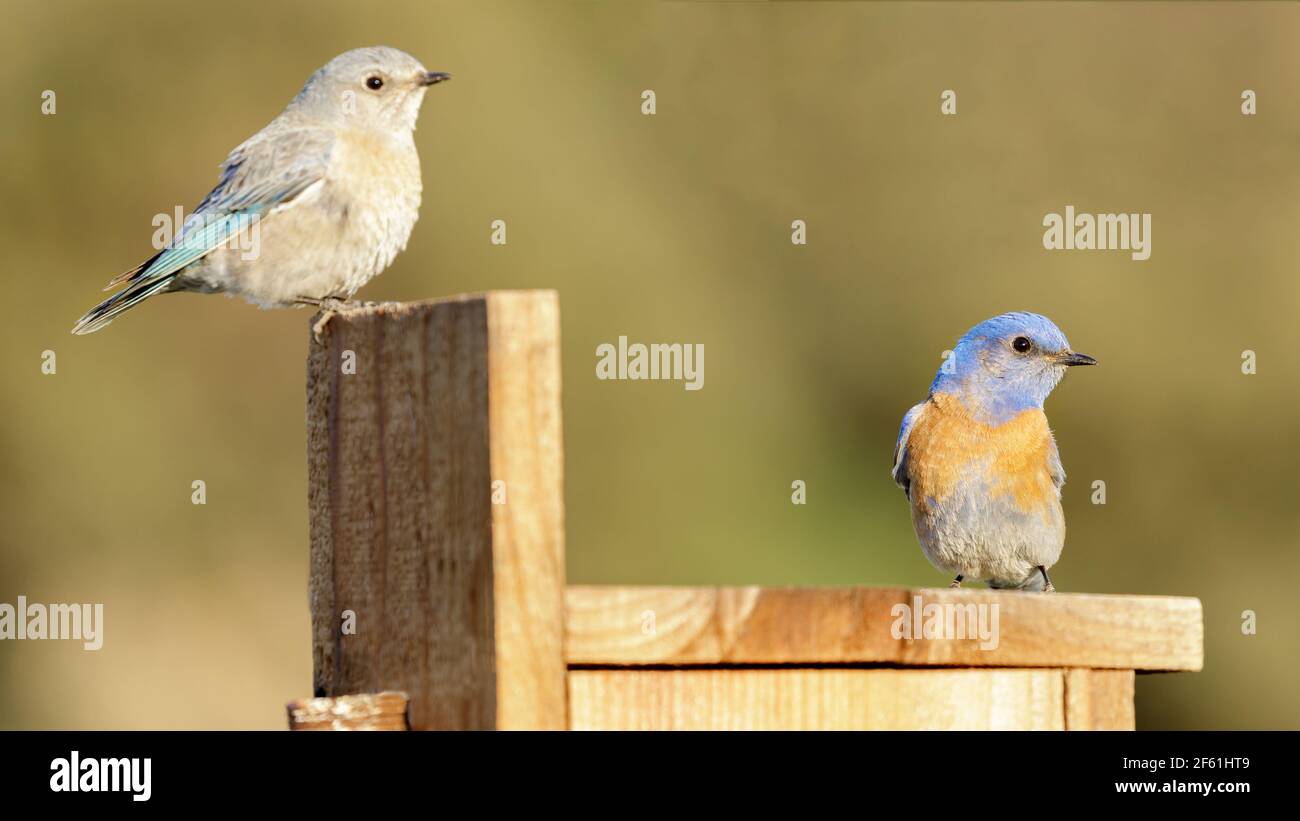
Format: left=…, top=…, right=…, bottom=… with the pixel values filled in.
left=911, top=476, right=1065, bottom=585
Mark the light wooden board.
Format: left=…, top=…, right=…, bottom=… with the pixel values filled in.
left=565, top=586, right=1203, bottom=672
left=484, top=292, right=568, bottom=730
left=1064, top=668, right=1135, bottom=730
left=568, top=668, right=1068, bottom=730
left=307, top=293, right=566, bottom=729
left=287, top=692, right=409, bottom=731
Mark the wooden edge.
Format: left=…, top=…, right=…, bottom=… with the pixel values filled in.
left=565, top=585, right=1204, bottom=672
left=1064, top=669, right=1135, bottom=730
left=287, top=692, right=410, bottom=731
left=484, top=291, right=569, bottom=729
left=311, top=291, right=557, bottom=333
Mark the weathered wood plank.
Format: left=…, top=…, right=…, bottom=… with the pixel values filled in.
left=568, top=668, right=1066, bottom=730
left=1064, top=669, right=1135, bottom=730
left=565, top=586, right=1203, bottom=672
left=307, top=292, right=566, bottom=729
left=287, top=692, right=409, bottom=731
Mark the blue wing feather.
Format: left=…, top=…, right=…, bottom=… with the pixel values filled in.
left=892, top=401, right=927, bottom=496
left=72, top=127, right=333, bottom=334
left=120, top=127, right=334, bottom=288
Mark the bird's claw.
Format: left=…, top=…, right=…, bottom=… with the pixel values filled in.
left=1042, top=582, right=1056, bottom=594
left=308, top=297, right=349, bottom=343
left=312, top=312, right=334, bottom=343
left=303, top=298, right=400, bottom=342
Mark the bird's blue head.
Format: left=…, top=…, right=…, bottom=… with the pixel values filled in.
left=929, top=312, right=1095, bottom=425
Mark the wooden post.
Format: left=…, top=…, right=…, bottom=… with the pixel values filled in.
left=306, top=292, right=566, bottom=730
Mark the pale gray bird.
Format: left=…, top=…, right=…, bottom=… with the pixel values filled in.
left=72, top=46, right=449, bottom=335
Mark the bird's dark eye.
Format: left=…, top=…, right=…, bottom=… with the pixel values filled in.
left=1012, top=336, right=1032, bottom=353
left=365, top=76, right=384, bottom=90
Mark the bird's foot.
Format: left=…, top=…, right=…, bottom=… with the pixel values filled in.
left=311, top=312, right=332, bottom=343
left=948, top=575, right=963, bottom=589
left=1036, top=565, right=1054, bottom=593
left=302, top=297, right=349, bottom=343
left=300, top=298, right=399, bottom=342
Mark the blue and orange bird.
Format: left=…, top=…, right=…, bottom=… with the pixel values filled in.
left=891, top=313, right=1096, bottom=591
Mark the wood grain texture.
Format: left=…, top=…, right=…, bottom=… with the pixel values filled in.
left=484, top=292, right=568, bottom=729
left=568, top=669, right=1067, bottom=730
left=565, top=586, right=1203, bottom=672
left=287, top=692, right=409, bottom=731
left=307, top=292, right=566, bottom=729
left=1064, top=669, right=1135, bottom=730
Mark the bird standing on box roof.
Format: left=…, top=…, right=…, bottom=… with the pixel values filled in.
left=892, top=312, right=1096, bottom=591
left=73, top=46, right=450, bottom=336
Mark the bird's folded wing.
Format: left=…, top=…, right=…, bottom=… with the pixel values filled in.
left=891, top=400, right=928, bottom=496
left=1047, top=435, right=1066, bottom=490
left=107, top=127, right=336, bottom=289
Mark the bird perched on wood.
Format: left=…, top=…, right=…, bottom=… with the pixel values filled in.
left=72, top=46, right=450, bottom=336
left=891, top=312, right=1095, bottom=591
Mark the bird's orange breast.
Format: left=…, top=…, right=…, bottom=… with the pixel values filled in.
left=906, top=392, right=1059, bottom=516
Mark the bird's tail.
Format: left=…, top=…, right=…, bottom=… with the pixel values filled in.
left=71, top=273, right=179, bottom=335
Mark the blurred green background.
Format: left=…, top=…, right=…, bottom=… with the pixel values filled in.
left=1, top=0, right=1297, bottom=729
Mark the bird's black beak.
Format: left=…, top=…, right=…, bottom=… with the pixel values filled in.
left=1058, top=351, right=1097, bottom=367
left=421, top=71, right=451, bottom=86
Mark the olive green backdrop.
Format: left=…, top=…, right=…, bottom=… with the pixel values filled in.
left=1, top=0, right=1296, bottom=729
